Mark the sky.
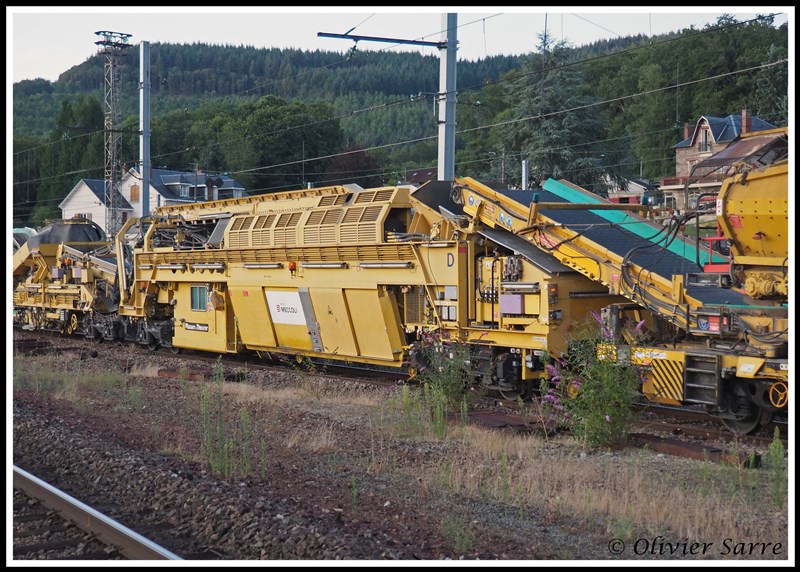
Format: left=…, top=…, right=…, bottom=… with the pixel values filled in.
left=8, top=6, right=793, bottom=83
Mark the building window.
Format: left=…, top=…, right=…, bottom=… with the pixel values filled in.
left=180, top=185, right=190, bottom=198
left=699, top=129, right=711, bottom=152
left=233, top=189, right=244, bottom=198
left=190, top=285, right=207, bottom=311
left=121, top=212, right=128, bottom=223
left=75, top=213, right=92, bottom=220
left=130, top=184, right=140, bottom=202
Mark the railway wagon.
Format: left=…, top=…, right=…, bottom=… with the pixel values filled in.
left=13, top=156, right=788, bottom=431
left=13, top=218, right=118, bottom=335
left=107, top=180, right=630, bottom=399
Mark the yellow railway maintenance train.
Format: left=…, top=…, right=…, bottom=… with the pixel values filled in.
left=13, top=136, right=788, bottom=434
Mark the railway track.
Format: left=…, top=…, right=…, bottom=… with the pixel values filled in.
left=13, top=328, right=788, bottom=458
left=13, top=466, right=181, bottom=561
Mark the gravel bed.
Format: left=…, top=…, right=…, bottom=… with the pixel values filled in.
left=12, top=330, right=790, bottom=562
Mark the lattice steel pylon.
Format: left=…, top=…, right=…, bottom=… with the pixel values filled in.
left=95, top=31, right=133, bottom=237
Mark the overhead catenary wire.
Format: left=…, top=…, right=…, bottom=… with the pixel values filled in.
left=150, top=13, right=787, bottom=167
left=18, top=12, right=775, bottom=165
left=12, top=14, right=787, bottom=201
left=226, top=59, right=787, bottom=177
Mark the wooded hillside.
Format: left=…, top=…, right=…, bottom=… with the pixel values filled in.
left=13, top=14, right=787, bottom=227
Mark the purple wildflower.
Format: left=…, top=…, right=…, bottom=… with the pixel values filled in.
left=605, top=415, right=612, bottom=423
left=591, top=309, right=603, bottom=325
left=635, top=319, right=646, bottom=334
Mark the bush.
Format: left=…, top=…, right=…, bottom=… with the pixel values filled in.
left=548, top=319, right=641, bottom=448
left=410, top=331, right=475, bottom=438
left=411, top=331, right=473, bottom=410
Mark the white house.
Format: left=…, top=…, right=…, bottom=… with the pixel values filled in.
left=60, top=168, right=248, bottom=231
left=58, top=178, right=134, bottom=233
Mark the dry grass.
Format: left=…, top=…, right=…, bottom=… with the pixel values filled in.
left=129, top=363, right=161, bottom=378
left=358, top=387, right=786, bottom=549
left=13, top=353, right=126, bottom=399
left=418, top=423, right=787, bottom=547
left=158, top=433, right=202, bottom=464
left=212, top=379, right=374, bottom=406
left=287, top=421, right=337, bottom=453
left=15, top=349, right=786, bottom=556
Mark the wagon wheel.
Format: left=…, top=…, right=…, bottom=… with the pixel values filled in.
left=498, top=388, right=522, bottom=401
left=721, top=408, right=771, bottom=435
left=66, top=313, right=79, bottom=335
left=497, top=383, right=522, bottom=402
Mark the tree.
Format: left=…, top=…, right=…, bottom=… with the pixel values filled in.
left=323, top=145, right=385, bottom=188
left=498, top=34, right=619, bottom=194
left=12, top=133, right=43, bottom=226
left=17, top=95, right=106, bottom=227
left=221, top=96, right=343, bottom=193
left=754, top=44, right=789, bottom=126
left=624, top=63, right=680, bottom=180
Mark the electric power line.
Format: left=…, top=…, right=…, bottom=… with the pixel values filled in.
left=13, top=14, right=787, bottom=204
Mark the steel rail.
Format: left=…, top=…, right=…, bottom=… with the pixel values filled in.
left=13, top=465, right=182, bottom=560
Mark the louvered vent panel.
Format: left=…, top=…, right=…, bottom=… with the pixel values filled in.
left=306, top=211, right=325, bottom=225
left=342, top=207, right=364, bottom=223
left=354, top=191, right=376, bottom=204
left=362, top=206, right=382, bottom=222
left=253, top=215, right=271, bottom=230
left=228, top=216, right=255, bottom=248
left=275, top=213, right=294, bottom=228
left=319, top=227, right=336, bottom=243
left=358, top=224, right=377, bottom=242
left=318, top=195, right=347, bottom=207
left=252, top=230, right=272, bottom=247
left=405, top=287, right=426, bottom=323
left=322, top=209, right=341, bottom=225
left=375, top=189, right=394, bottom=202
left=229, top=217, right=247, bottom=232
left=274, top=229, right=291, bottom=246
left=339, top=227, right=358, bottom=243
left=303, top=227, right=321, bottom=244
left=275, top=212, right=301, bottom=246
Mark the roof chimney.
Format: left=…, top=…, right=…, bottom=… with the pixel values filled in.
left=742, top=108, right=752, bottom=135
left=683, top=122, right=691, bottom=139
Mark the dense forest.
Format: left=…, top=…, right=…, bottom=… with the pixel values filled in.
left=13, top=14, right=788, bottom=227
